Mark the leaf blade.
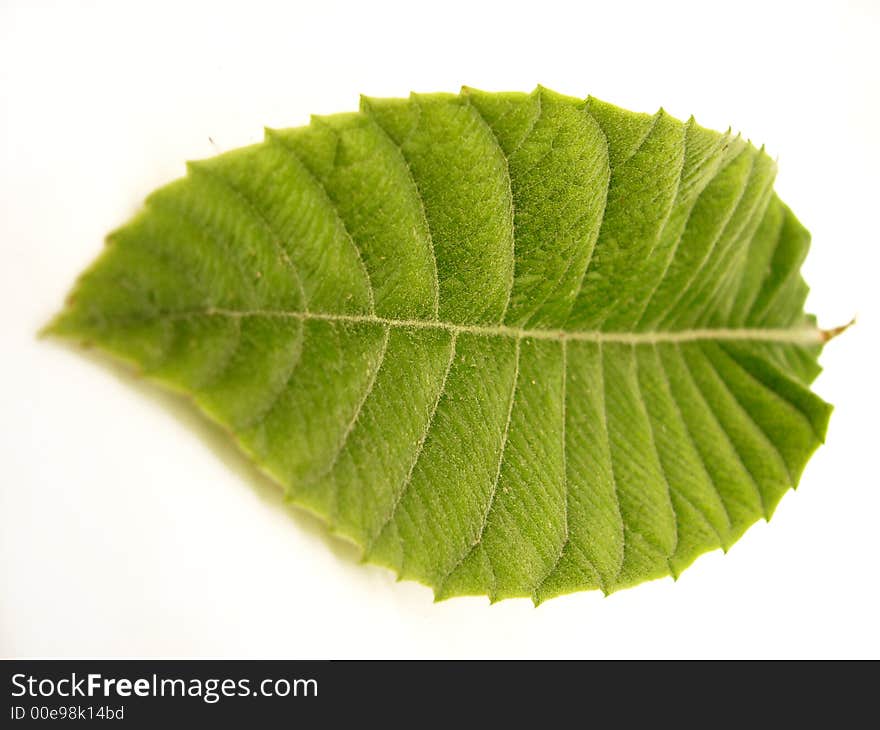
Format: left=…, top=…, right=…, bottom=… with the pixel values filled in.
left=47, top=87, right=835, bottom=602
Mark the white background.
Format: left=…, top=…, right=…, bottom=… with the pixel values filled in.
left=2, top=0, right=878, bottom=659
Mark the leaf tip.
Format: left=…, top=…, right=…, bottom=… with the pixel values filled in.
left=37, top=317, right=59, bottom=340
left=39, top=303, right=79, bottom=340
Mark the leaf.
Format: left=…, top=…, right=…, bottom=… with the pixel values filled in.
left=46, top=86, right=839, bottom=603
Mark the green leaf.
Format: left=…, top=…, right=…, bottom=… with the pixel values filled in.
left=46, top=86, right=838, bottom=603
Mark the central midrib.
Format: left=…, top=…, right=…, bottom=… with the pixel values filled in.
left=169, top=307, right=826, bottom=346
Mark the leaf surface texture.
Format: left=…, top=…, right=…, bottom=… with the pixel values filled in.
left=49, top=87, right=833, bottom=602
